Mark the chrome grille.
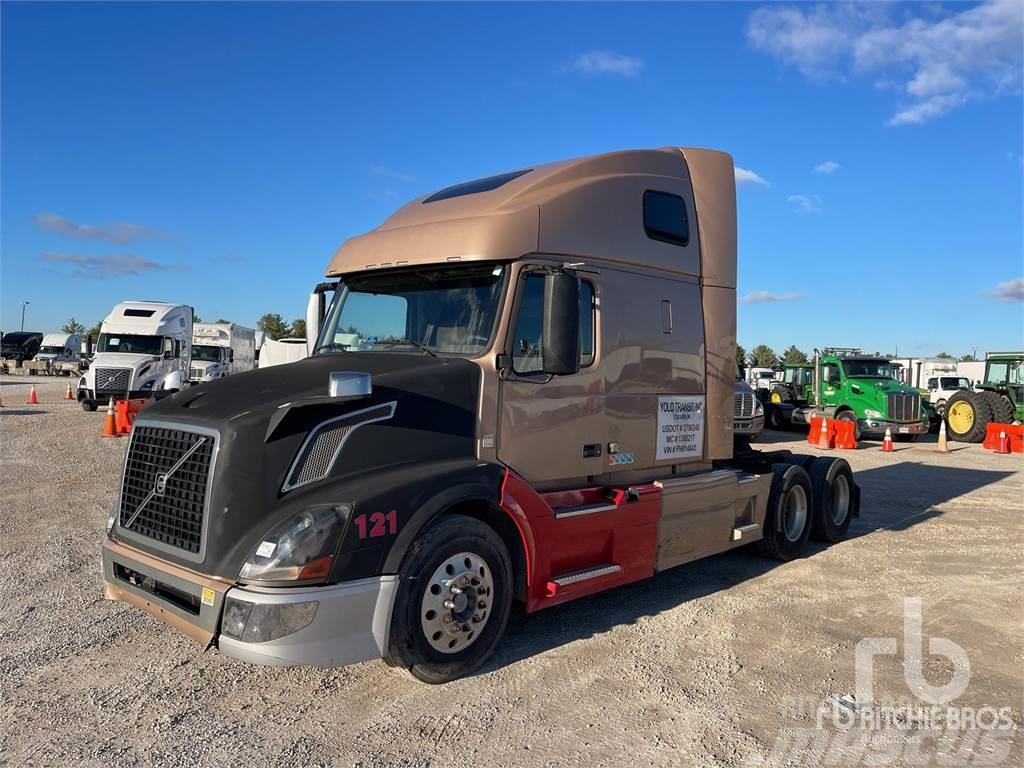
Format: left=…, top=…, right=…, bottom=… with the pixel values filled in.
left=734, top=391, right=755, bottom=418
left=283, top=401, right=397, bottom=491
left=189, top=368, right=203, bottom=380
left=119, top=425, right=215, bottom=554
left=95, top=367, right=131, bottom=398
left=887, top=392, right=920, bottom=422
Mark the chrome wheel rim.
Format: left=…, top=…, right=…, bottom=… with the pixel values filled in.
left=420, top=551, right=493, bottom=654
left=783, top=485, right=809, bottom=542
left=831, top=474, right=850, bottom=525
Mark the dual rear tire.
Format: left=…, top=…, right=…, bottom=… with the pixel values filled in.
left=757, top=457, right=854, bottom=561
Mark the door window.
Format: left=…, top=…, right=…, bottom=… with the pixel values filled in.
left=511, top=274, right=596, bottom=374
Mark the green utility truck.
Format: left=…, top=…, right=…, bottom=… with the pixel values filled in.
left=765, top=348, right=930, bottom=440
left=943, top=352, right=1023, bottom=442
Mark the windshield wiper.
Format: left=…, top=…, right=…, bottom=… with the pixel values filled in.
left=315, top=342, right=350, bottom=355
left=382, top=339, right=437, bottom=357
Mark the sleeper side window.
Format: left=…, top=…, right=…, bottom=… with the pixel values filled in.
left=511, top=274, right=596, bottom=374
left=643, top=191, right=689, bottom=246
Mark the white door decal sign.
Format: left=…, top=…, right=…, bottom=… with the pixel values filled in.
left=656, top=395, right=705, bottom=460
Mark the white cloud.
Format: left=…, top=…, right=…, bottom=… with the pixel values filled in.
left=369, top=164, right=415, bottom=183
left=33, top=213, right=175, bottom=243
left=569, top=50, right=644, bottom=78
left=735, top=167, right=770, bottom=186
left=986, top=277, right=1024, bottom=303
left=746, top=0, right=1023, bottom=125
left=742, top=291, right=804, bottom=304
left=787, top=194, right=823, bottom=214
left=814, top=160, right=840, bottom=174
left=40, top=251, right=187, bottom=279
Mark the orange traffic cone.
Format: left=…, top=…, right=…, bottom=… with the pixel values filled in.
left=936, top=420, right=949, bottom=453
left=65, top=382, right=74, bottom=400
left=26, top=385, right=39, bottom=405
left=996, top=430, right=1010, bottom=455
left=817, top=418, right=831, bottom=450
left=881, top=426, right=894, bottom=453
left=101, top=397, right=120, bottom=438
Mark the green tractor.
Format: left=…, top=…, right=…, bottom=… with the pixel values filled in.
left=768, top=363, right=814, bottom=406
left=944, top=352, right=1023, bottom=442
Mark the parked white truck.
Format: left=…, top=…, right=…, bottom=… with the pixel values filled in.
left=77, top=301, right=193, bottom=411
left=256, top=336, right=308, bottom=368
left=189, top=322, right=256, bottom=383
left=29, top=332, right=83, bottom=375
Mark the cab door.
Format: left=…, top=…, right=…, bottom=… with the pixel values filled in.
left=497, top=268, right=603, bottom=490
left=819, top=361, right=842, bottom=407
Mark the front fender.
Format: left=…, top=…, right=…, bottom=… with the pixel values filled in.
left=163, top=370, right=185, bottom=391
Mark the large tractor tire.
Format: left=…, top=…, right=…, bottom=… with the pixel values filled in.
left=980, top=391, right=1015, bottom=425
left=770, top=384, right=793, bottom=404
left=944, top=391, right=991, bottom=443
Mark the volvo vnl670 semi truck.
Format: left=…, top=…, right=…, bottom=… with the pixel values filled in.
left=101, top=148, right=860, bottom=683
left=78, top=301, right=193, bottom=411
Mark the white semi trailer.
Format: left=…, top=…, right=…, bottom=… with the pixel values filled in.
left=189, top=322, right=256, bottom=383
left=77, top=301, right=193, bottom=411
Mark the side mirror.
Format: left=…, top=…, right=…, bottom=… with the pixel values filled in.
left=228, top=349, right=234, bottom=362
left=542, top=272, right=580, bottom=376
left=305, top=291, right=324, bottom=356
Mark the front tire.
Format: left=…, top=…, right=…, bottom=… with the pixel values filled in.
left=757, top=464, right=813, bottom=561
left=385, top=514, right=513, bottom=684
left=81, top=400, right=97, bottom=412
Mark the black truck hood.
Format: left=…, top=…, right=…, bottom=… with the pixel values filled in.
left=112, top=352, right=483, bottom=579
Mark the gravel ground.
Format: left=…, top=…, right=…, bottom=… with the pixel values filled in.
left=1, top=375, right=1021, bottom=767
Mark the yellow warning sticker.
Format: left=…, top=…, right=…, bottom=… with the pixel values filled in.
left=201, top=587, right=215, bottom=607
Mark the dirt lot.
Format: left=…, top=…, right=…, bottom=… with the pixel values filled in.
left=1, top=375, right=1021, bottom=767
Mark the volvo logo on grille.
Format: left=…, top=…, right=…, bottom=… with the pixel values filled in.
left=104, top=375, right=120, bottom=388
left=123, top=435, right=208, bottom=530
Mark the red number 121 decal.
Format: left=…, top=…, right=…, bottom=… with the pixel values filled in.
left=354, top=511, right=398, bottom=539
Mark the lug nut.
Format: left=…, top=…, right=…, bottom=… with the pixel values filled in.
left=450, top=586, right=462, bottom=595
left=443, top=600, right=456, bottom=609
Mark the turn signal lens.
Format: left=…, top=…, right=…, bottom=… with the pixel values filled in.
left=298, top=556, right=333, bottom=580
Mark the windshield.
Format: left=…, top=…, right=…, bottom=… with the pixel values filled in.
left=97, top=333, right=162, bottom=355
left=315, top=264, right=507, bottom=356
left=841, top=359, right=895, bottom=379
left=940, top=377, right=971, bottom=389
left=984, top=360, right=1023, bottom=387
left=192, top=344, right=222, bottom=362
left=784, top=367, right=811, bottom=385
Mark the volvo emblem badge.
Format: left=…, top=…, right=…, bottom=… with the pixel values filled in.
left=155, top=474, right=168, bottom=495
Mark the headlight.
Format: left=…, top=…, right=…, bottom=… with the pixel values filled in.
left=238, top=504, right=351, bottom=583
left=221, top=597, right=319, bottom=642
left=754, top=400, right=764, bottom=416
left=865, top=409, right=882, bottom=419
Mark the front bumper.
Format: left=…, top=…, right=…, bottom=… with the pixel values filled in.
left=859, top=418, right=929, bottom=436
left=733, top=414, right=765, bottom=436
left=218, top=577, right=397, bottom=667
left=101, top=538, right=397, bottom=668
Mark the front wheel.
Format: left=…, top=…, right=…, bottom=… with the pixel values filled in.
left=81, top=400, right=97, bottom=412
left=385, top=514, right=513, bottom=684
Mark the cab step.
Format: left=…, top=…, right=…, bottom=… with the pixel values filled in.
left=545, top=564, right=621, bottom=597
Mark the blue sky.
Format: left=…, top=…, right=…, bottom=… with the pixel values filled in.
left=2, top=1, right=1021, bottom=357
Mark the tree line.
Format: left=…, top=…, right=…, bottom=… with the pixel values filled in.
left=737, top=344, right=979, bottom=370
left=58, top=313, right=307, bottom=343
